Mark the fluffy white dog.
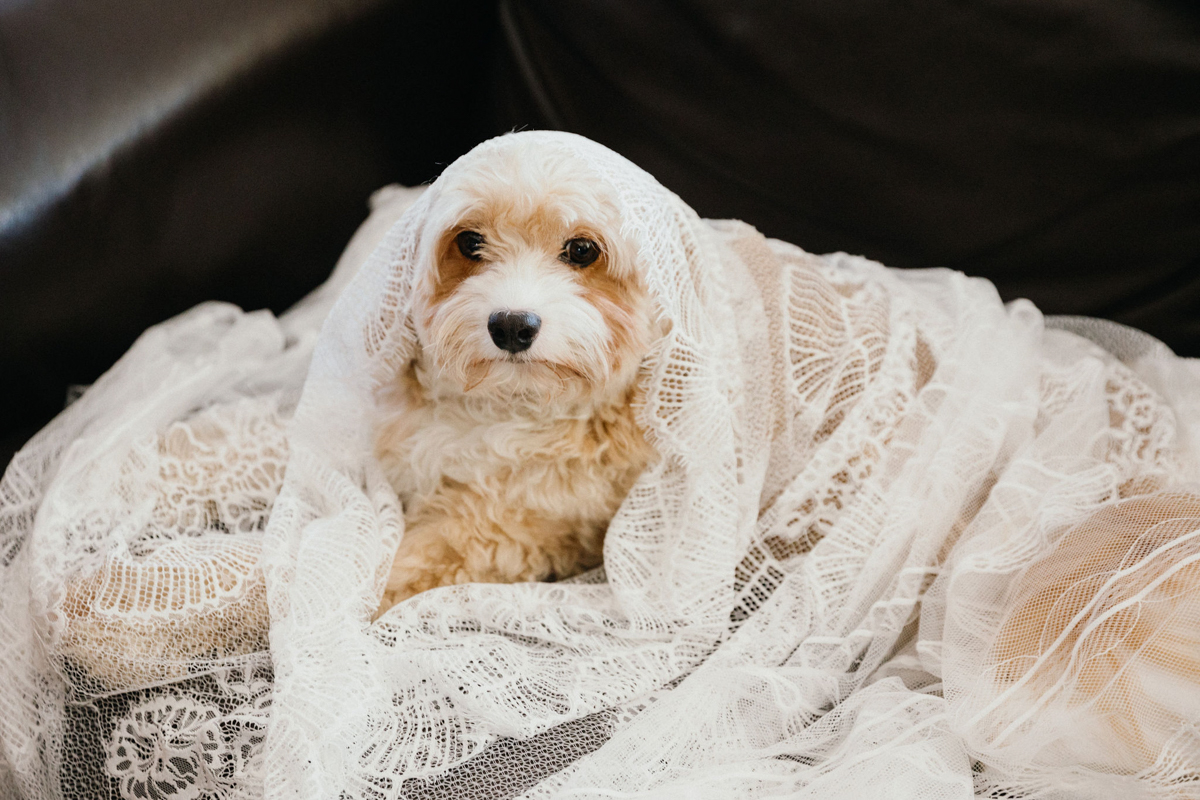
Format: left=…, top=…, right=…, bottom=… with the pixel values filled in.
left=372, top=144, right=660, bottom=612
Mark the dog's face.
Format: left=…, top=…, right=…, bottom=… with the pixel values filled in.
left=415, top=148, right=656, bottom=405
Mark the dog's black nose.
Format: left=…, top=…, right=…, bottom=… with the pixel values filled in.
left=488, top=310, right=541, bottom=353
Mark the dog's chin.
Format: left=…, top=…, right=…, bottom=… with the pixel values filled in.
left=456, top=356, right=602, bottom=402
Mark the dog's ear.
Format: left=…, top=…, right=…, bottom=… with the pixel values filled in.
left=410, top=201, right=462, bottom=323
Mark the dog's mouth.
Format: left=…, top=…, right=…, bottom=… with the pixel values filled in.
left=461, top=356, right=594, bottom=393
left=501, top=352, right=534, bottom=364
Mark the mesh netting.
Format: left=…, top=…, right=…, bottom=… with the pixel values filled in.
left=2, top=133, right=1198, bottom=799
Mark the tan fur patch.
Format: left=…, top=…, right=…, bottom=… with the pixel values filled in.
left=578, top=259, right=648, bottom=373
left=991, top=493, right=1200, bottom=768
left=429, top=226, right=485, bottom=310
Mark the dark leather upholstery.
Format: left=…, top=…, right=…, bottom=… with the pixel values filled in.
left=1, top=0, right=499, bottom=466
left=4, top=0, right=1198, bottom=470
left=493, top=0, right=1200, bottom=351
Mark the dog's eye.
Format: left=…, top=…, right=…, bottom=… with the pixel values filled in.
left=562, top=237, right=600, bottom=267
left=456, top=230, right=486, bottom=260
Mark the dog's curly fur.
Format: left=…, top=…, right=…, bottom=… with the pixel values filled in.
left=373, top=146, right=661, bottom=614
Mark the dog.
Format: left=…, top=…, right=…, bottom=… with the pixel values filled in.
left=372, top=144, right=660, bottom=614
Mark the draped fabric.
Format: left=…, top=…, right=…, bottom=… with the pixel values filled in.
left=2, top=133, right=1198, bottom=799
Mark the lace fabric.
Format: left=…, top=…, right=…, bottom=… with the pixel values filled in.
left=2, top=133, right=1198, bottom=799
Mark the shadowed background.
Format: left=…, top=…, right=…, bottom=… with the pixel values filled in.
left=3, top=0, right=1199, bottom=469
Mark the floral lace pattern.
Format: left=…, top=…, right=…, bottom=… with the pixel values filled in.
left=103, top=664, right=271, bottom=800
left=105, top=695, right=228, bottom=800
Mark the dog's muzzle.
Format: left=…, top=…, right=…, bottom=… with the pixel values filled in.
left=488, top=310, right=541, bottom=354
